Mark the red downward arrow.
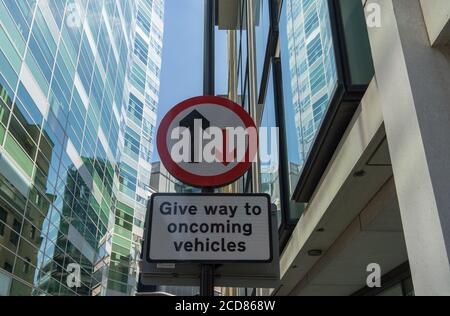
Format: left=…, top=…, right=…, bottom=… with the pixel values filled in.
left=215, top=129, right=237, bottom=166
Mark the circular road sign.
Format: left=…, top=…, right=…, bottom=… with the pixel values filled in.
left=157, top=96, right=258, bottom=188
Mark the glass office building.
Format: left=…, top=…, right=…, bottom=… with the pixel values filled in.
left=283, top=0, right=337, bottom=168
left=0, top=0, right=163, bottom=296
left=108, top=0, right=164, bottom=296
left=216, top=0, right=372, bottom=262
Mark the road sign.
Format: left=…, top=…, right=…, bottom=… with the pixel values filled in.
left=146, top=193, right=272, bottom=263
left=140, top=203, right=280, bottom=289
left=156, top=96, right=258, bottom=188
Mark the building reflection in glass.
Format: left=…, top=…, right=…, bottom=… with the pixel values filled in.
left=0, top=83, right=54, bottom=295
left=0, top=83, right=114, bottom=296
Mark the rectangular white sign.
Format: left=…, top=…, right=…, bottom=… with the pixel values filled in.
left=146, top=194, right=272, bottom=263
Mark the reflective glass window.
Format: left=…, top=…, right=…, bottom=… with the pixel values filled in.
left=279, top=0, right=338, bottom=207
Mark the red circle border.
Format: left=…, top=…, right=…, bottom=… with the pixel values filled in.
left=157, top=96, right=258, bottom=188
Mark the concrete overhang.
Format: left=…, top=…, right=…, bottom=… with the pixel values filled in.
left=420, top=0, right=450, bottom=46
left=216, top=0, right=241, bottom=30
left=275, top=79, right=409, bottom=296
left=216, top=0, right=261, bottom=30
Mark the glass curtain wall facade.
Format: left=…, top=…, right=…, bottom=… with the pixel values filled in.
left=278, top=0, right=339, bottom=225
left=215, top=0, right=282, bottom=223
left=0, top=0, right=163, bottom=296
left=219, top=0, right=288, bottom=224
left=220, top=0, right=372, bottom=245
left=109, top=0, right=164, bottom=296
left=281, top=0, right=337, bottom=166
left=283, top=0, right=337, bottom=174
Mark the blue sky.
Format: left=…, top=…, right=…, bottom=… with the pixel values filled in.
left=152, top=0, right=228, bottom=162
left=152, top=0, right=300, bottom=165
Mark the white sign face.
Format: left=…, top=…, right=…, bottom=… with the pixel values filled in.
left=146, top=194, right=272, bottom=263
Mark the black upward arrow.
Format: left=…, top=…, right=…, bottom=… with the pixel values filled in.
left=179, top=110, right=210, bottom=163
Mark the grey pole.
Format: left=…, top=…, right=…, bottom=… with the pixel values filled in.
left=200, top=0, right=215, bottom=297
left=203, top=0, right=215, bottom=97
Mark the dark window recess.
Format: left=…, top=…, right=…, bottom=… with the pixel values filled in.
left=3, top=262, right=13, bottom=273
left=23, top=258, right=31, bottom=274
left=0, top=207, right=7, bottom=236
left=29, top=225, right=36, bottom=240
left=9, top=219, right=21, bottom=246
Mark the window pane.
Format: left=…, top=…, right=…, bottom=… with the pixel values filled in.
left=279, top=0, right=338, bottom=220
left=255, top=0, right=270, bottom=92
left=260, top=68, right=281, bottom=226
left=337, top=0, right=374, bottom=85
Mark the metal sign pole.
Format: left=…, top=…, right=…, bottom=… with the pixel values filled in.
left=200, top=188, right=215, bottom=297
left=201, top=0, right=215, bottom=297
left=200, top=262, right=215, bottom=296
